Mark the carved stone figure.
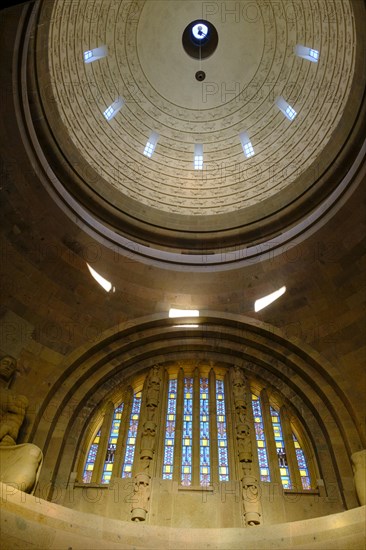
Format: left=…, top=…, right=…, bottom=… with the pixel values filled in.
left=241, top=475, right=261, bottom=526
left=231, top=367, right=248, bottom=421
left=0, top=443, right=42, bottom=494
left=235, top=401, right=248, bottom=424
left=0, top=356, right=17, bottom=387
left=0, top=385, right=43, bottom=494
left=232, top=366, right=246, bottom=388
left=0, top=387, right=28, bottom=446
left=145, top=366, right=161, bottom=420
left=236, top=423, right=253, bottom=463
left=131, top=473, right=151, bottom=521
left=351, top=449, right=366, bottom=506
left=140, top=421, right=156, bottom=460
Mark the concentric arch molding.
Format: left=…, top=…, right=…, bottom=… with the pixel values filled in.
left=23, top=0, right=366, bottom=269
left=27, top=312, right=364, bottom=508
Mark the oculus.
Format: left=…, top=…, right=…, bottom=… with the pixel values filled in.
left=182, top=19, right=218, bottom=59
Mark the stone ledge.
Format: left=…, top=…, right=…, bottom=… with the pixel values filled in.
left=0, top=483, right=365, bottom=549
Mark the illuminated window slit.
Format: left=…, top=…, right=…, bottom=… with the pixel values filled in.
left=293, top=433, right=311, bottom=489
left=251, top=394, right=271, bottom=482
left=101, top=403, right=124, bottom=484
left=83, top=429, right=101, bottom=483
left=121, top=392, right=141, bottom=478
left=162, top=379, right=178, bottom=479
left=181, top=377, right=193, bottom=486
left=216, top=380, right=229, bottom=481
left=270, top=406, right=291, bottom=488
left=199, top=377, right=210, bottom=486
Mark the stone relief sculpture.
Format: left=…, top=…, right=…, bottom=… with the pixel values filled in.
left=145, top=365, right=162, bottom=421
left=0, top=355, right=17, bottom=388
left=0, top=389, right=43, bottom=493
left=236, top=423, right=253, bottom=464
left=131, top=365, right=161, bottom=521
left=140, top=421, right=157, bottom=460
left=131, top=473, right=151, bottom=522
left=241, top=474, right=262, bottom=526
left=231, top=366, right=262, bottom=526
left=0, top=358, right=43, bottom=494
left=351, top=449, right=366, bottom=506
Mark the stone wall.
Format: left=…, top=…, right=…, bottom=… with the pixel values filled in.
left=1, top=484, right=365, bottom=550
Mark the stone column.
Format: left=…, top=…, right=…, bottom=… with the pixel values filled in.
left=280, top=405, right=302, bottom=491
left=131, top=365, right=162, bottom=521
left=209, top=367, right=218, bottom=486
left=192, top=367, right=200, bottom=486
left=92, top=401, right=114, bottom=483
left=260, top=389, right=282, bottom=486
left=231, top=366, right=261, bottom=526
left=351, top=449, right=366, bottom=506
left=112, top=387, right=133, bottom=478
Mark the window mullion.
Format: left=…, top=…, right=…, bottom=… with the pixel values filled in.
left=157, top=370, right=169, bottom=478
left=225, top=370, right=238, bottom=480
left=92, top=401, right=114, bottom=483
left=192, top=367, right=200, bottom=486
left=260, top=389, right=282, bottom=485
left=173, top=368, right=184, bottom=482
left=280, top=405, right=302, bottom=491
left=209, top=368, right=218, bottom=485
left=112, top=387, right=133, bottom=478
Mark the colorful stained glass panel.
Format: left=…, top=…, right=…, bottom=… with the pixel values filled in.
left=181, top=378, right=193, bottom=486
left=200, top=378, right=210, bottom=486
left=121, top=392, right=141, bottom=478
left=162, top=378, right=178, bottom=479
left=270, top=406, right=291, bottom=488
left=101, top=403, right=124, bottom=483
left=82, top=429, right=101, bottom=483
left=293, top=433, right=311, bottom=489
left=251, top=395, right=271, bottom=482
left=216, top=379, right=229, bottom=482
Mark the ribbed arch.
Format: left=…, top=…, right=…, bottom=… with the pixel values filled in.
left=28, top=313, right=363, bottom=510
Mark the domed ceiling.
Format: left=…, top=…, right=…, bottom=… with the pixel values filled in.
left=34, top=0, right=363, bottom=265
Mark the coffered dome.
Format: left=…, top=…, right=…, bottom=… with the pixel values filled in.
left=33, top=0, right=365, bottom=266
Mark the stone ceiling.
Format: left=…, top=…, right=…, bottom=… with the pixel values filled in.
left=34, top=0, right=361, bottom=260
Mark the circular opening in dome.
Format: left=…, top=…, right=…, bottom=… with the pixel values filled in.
left=182, top=20, right=218, bottom=59
left=191, top=23, right=209, bottom=43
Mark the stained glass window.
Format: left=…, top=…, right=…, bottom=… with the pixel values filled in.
left=83, top=428, right=101, bottom=483
left=293, top=433, right=311, bottom=489
left=270, top=406, right=292, bottom=488
left=251, top=394, right=271, bottom=482
left=101, top=403, right=124, bottom=484
left=181, top=377, right=193, bottom=486
left=162, top=378, right=178, bottom=479
left=121, top=392, right=142, bottom=478
left=199, top=377, right=210, bottom=486
left=216, top=379, right=229, bottom=482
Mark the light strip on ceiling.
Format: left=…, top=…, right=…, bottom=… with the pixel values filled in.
left=103, top=97, right=124, bottom=121
left=254, top=286, right=286, bottom=312
left=83, top=45, right=108, bottom=64
left=295, top=44, right=319, bottom=63
left=194, top=144, right=203, bottom=170
left=169, top=308, right=200, bottom=318
left=87, top=264, right=114, bottom=292
left=239, top=131, right=255, bottom=158
left=275, top=96, right=297, bottom=121
left=143, top=132, right=159, bottom=158
left=173, top=324, right=199, bottom=328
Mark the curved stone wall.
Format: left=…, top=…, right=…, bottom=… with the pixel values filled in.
left=28, top=0, right=366, bottom=256
left=1, top=483, right=365, bottom=549
left=25, top=314, right=362, bottom=513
